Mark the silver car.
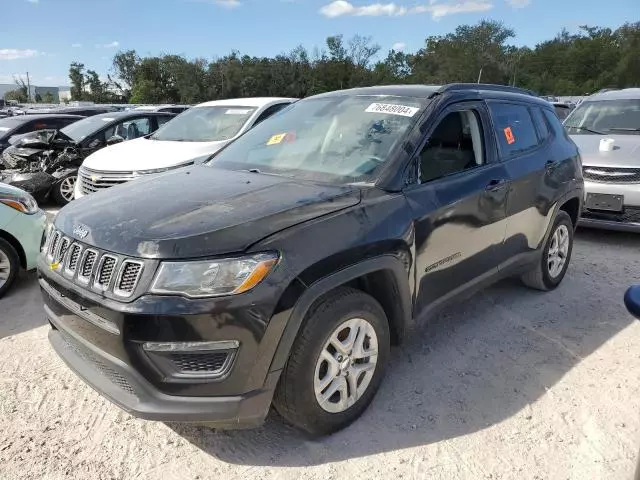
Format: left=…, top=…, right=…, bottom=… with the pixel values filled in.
left=565, top=88, right=640, bottom=231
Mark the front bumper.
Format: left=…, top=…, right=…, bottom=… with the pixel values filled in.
left=579, top=179, right=640, bottom=232
left=39, top=256, right=297, bottom=426
left=48, top=314, right=278, bottom=425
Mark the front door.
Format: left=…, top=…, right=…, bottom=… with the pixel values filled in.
left=403, top=101, right=510, bottom=317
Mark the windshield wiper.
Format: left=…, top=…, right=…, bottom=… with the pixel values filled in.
left=607, top=127, right=640, bottom=132
left=567, top=126, right=605, bottom=135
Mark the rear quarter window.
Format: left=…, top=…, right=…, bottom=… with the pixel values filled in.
left=542, top=108, right=568, bottom=138
left=488, top=102, right=538, bottom=157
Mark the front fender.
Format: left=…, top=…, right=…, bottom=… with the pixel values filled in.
left=268, top=254, right=413, bottom=373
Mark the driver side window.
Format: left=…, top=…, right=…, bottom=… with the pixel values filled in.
left=418, top=109, right=485, bottom=184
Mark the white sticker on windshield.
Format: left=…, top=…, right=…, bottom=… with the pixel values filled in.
left=102, top=117, right=116, bottom=122
left=0, top=127, right=10, bottom=131
left=365, top=103, right=419, bottom=117
left=225, top=109, right=251, bottom=115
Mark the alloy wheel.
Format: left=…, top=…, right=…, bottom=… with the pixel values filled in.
left=547, top=224, right=570, bottom=278
left=59, top=176, right=77, bottom=202
left=313, top=317, right=379, bottom=414
left=0, top=248, right=11, bottom=288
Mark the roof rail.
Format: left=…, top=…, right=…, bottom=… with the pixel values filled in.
left=437, top=83, right=538, bottom=97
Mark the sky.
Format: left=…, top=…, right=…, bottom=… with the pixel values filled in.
left=0, top=0, right=637, bottom=87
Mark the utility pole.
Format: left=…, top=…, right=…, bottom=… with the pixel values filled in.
left=26, top=71, right=31, bottom=101
left=477, top=67, right=483, bottom=84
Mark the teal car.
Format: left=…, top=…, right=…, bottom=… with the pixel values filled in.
left=0, top=183, right=47, bottom=297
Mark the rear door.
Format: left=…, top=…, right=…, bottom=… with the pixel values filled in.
left=486, top=101, right=558, bottom=269
left=404, top=100, right=510, bottom=316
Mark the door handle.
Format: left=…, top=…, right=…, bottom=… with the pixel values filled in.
left=485, top=178, right=507, bottom=191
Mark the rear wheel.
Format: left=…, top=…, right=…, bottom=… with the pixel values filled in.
left=0, top=238, right=20, bottom=298
left=522, top=210, right=574, bottom=291
left=52, top=173, right=77, bottom=205
left=273, top=287, right=390, bottom=436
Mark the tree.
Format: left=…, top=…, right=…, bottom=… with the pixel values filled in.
left=69, top=62, right=85, bottom=100
left=43, top=91, right=55, bottom=103
left=68, top=21, right=640, bottom=104
left=111, top=50, right=140, bottom=100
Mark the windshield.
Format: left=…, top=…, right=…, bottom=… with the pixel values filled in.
left=209, top=95, right=425, bottom=184
left=61, top=114, right=118, bottom=142
left=565, top=99, right=640, bottom=135
left=150, top=106, right=256, bottom=142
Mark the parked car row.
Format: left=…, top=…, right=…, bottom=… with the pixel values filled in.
left=1, top=111, right=175, bottom=204
left=75, top=97, right=294, bottom=198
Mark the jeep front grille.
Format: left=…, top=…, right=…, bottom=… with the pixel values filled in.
left=44, top=227, right=148, bottom=299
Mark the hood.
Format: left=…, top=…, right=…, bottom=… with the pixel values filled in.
left=55, top=166, right=361, bottom=259
left=571, top=134, right=640, bottom=168
left=7, top=129, right=74, bottom=150
left=82, top=137, right=229, bottom=172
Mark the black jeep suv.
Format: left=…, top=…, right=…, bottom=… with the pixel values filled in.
left=39, top=84, right=583, bottom=435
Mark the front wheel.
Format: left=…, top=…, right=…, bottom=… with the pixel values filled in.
left=0, top=238, right=20, bottom=299
left=52, top=173, right=77, bottom=206
left=522, top=210, right=574, bottom=291
left=273, top=287, right=390, bottom=436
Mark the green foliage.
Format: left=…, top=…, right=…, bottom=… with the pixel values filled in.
left=4, top=88, right=28, bottom=103
left=72, top=21, right=640, bottom=104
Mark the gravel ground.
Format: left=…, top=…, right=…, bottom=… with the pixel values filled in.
left=1, top=226, right=639, bottom=480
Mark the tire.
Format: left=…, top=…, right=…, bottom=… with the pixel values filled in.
left=52, top=173, right=77, bottom=206
left=273, top=287, right=391, bottom=436
left=521, top=210, right=574, bottom=291
left=0, top=238, right=20, bottom=299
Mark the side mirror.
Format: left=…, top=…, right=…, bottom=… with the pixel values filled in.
left=624, top=285, right=640, bottom=320
left=106, top=135, right=124, bottom=146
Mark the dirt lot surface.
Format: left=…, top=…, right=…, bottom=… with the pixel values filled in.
left=1, top=226, right=639, bottom=480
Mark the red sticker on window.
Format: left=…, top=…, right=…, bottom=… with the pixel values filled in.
left=504, top=127, right=515, bottom=145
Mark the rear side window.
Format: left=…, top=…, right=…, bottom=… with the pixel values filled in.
left=542, top=108, right=567, bottom=138
left=488, top=103, right=538, bottom=157
left=531, top=107, right=550, bottom=142
left=156, top=115, right=174, bottom=127
left=252, top=103, right=290, bottom=127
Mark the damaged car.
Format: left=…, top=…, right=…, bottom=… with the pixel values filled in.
left=0, top=114, right=83, bottom=155
left=0, top=111, right=175, bottom=205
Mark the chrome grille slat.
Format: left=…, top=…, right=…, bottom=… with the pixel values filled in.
left=94, top=255, right=118, bottom=289
left=64, top=244, right=82, bottom=277
left=79, top=167, right=137, bottom=195
left=47, top=231, right=61, bottom=260
left=44, top=227, right=146, bottom=298
left=114, top=260, right=143, bottom=297
left=54, top=237, right=71, bottom=265
left=77, top=249, right=98, bottom=285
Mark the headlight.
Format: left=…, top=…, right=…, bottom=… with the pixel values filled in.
left=150, top=253, right=278, bottom=298
left=0, top=189, right=39, bottom=214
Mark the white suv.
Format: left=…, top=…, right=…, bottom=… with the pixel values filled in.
left=75, top=97, right=296, bottom=199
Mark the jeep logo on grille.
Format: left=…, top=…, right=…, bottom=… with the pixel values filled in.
left=73, top=224, right=90, bottom=239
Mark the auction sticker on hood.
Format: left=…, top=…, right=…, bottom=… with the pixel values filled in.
left=365, top=103, right=419, bottom=117
left=267, top=133, right=287, bottom=145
